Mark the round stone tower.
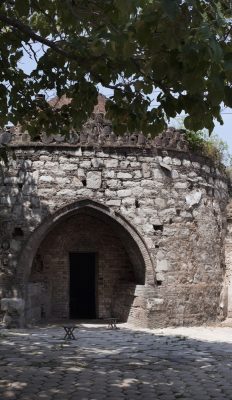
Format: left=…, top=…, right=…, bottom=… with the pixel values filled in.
left=0, top=104, right=229, bottom=328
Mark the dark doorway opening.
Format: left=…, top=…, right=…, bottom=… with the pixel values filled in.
left=69, top=252, right=96, bottom=318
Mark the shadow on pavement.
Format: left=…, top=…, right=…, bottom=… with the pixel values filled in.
left=0, top=323, right=232, bottom=400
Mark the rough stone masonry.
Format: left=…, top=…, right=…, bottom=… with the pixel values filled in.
left=0, top=104, right=231, bottom=328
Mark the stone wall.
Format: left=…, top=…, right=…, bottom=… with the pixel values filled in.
left=0, top=140, right=229, bottom=328
left=222, top=199, right=232, bottom=322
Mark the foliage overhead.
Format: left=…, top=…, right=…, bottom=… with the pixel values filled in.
left=0, top=0, right=232, bottom=137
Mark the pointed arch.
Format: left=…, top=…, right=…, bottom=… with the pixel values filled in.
left=17, top=198, right=155, bottom=293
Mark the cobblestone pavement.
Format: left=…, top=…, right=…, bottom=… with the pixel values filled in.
left=0, top=323, right=232, bottom=400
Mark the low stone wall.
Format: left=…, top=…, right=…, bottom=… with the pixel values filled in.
left=0, top=140, right=229, bottom=327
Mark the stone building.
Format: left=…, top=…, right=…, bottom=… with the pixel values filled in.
left=0, top=97, right=231, bottom=328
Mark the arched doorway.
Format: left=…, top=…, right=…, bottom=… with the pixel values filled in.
left=17, top=199, right=154, bottom=324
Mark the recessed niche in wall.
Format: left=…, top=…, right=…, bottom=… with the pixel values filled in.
left=13, top=227, right=24, bottom=237
left=135, top=199, right=140, bottom=208
left=1, top=240, right=10, bottom=250
left=153, top=225, right=163, bottom=232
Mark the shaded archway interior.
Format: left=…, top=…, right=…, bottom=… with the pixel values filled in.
left=27, top=207, right=146, bottom=323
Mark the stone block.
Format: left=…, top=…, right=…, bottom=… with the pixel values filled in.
left=76, top=188, right=93, bottom=197
left=91, top=158, right=103, bottom=168
left=104, top=170, right=115, bottom=178
left=159, top=161, right=172, bottom=172
left=107, top=179, right=121, bottom=189
left=105, top=189, right=117, bottom=197
left=122, top=180, right=138, bottom=187
left=106, top=199, right=121, bottom=206
left=72, top=177, right=83, bottom=187
left=202, top=164, right=211, bottom=173
left=127, top=156, right=137, bottom=161
left=120, top=161, right=130, bottom=168
left=1, top=298, right=25, bottom=313
left=71, top=148, right=81, bottom=156
left=10, top=239, right=22, bottom=252
left=183, top=159, right=192, bottom=167
left=96, top=151, right=109, bottom=158
left=117, top=172, right=133, bottom=179
left=32, top=171, right=39, bottom=182
left=141, top=179, right=154, bottom=188
left=122, top=198, right=135, bottom=206
left=163, top=156, right=172, bottom=165
left=172, top=158, right=182, bottom=166
left=153, top=168, right=165, bottom=180
left=12, top=204, right=23, bottom=217
left=3, top=177, right=18, bottom=185
left=32, top=161, right=44, bottom=168
left=40, top=156, right=50, bottom=161
left=83, top=150, right=95, bottom=157
left=117, top=189, right=132, bottom=197
left=38, top=188, right=55, bottom=197
left=130, top=187, right=144, bottom=196
left=133, top=297, right=146, bottom=307
left=185, top=191, right=202, bottom=208
left=56, top=177, right=71, bottom=185
left=171, top=170, right=179, bottom=179
left=154, top=198, right=166, bottom=209
left=61, top=164, right=77, bottom=171
left=147, top=298, right=164, bottom=311
left=142, top=163, right=151, bottom=178
left=134, top=285, right=156, bottom=298
left=156, top=259, right=170, bottom=272
left=192, top=162, right=200, bottom=169
left=77, top=168, right=85, bottom=178
left=150, top=217, right=162, bottom=226
left=86, top=171, right=102, bottom=189
left=45, top=161, right=59, bottom=169
left=79, top=161, right=91, bottom=168
left=156, top=272, right=165, bottom=281
left=39, top=175, right=54, bottom=183
left=174, top=182, right=188, bottom=189
left=105, top=159, right=119, bottom=168
left=22, top=184, right=36, bottom=195
left=56, top=189, right=76, bottom=196
left=130, top=162, right=141, bottom=168
left=143, top=223, right=154, bottom=234
left=134, top=170, right=142, bottom=178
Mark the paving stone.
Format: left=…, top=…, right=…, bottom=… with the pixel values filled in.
left=0, top=324, right=232, bottom=399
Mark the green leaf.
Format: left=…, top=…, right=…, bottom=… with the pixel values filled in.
left=224, top=53, right=232, bottom=72
left=184, top=115, right=204, bottom=132
left=0, top=0, right=229, bottom=138
left=15, top=0, right=29, bottom=16
left=209, top=39, right=223, bottom=63
left=161, top=0, right=179, bottom=19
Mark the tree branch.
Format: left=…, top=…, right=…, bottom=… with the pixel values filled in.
left=0, top=11, right=163, bottom=97
left=0, top=12, right=74, bottom=59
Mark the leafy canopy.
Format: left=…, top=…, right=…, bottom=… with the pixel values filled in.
left=0, top=0, right=232, bottom=137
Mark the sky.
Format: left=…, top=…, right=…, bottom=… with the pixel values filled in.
left=214, top=114, right=232, bottom=151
